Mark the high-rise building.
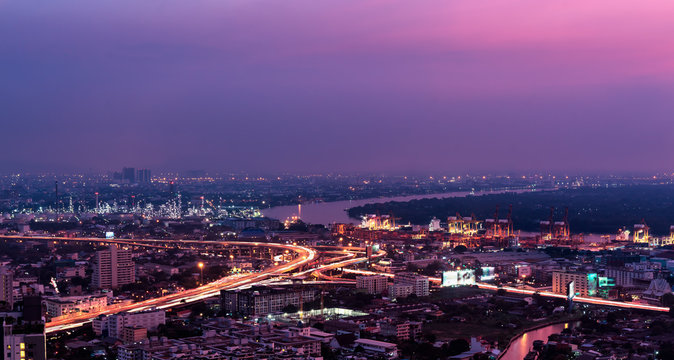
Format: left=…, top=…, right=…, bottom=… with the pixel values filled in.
left=92, top=246, right=135, bottom=290
left=356, top=275, right=388, bottom=294
left=1, top=305, right=46, bottom=360
left=136, top=169, right=151, bottom=184
left=0, top=267, right=14, bottom=309
left=122, top=167, right=136, bottom=184
left=1, top=322, right=46, bottom=360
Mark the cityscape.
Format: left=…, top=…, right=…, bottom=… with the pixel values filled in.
left=2, top=1, right=674, bottom=360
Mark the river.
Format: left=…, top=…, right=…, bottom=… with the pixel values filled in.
left=262, top=189, right=536, bottom=225
left=500, top=321, right=578, bottom=360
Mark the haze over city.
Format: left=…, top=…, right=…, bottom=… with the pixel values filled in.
left=2, top=1, right=674, bottom=173
left=3, top=2, right=674, bottom=360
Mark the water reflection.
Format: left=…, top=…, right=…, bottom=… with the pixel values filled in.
left=500, top=322, right=574, bottom=360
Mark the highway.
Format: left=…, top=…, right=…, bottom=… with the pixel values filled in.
left=340, top=268, right=670, bottom=312
left=475, top=283, right=670, bottom=312
left=298, top=249, right=387, bottom=282
left=0, top=236, right=317, bottom=333
left=3, top=233, right=667, bottom=334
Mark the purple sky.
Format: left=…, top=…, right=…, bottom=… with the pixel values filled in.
left=2, top=1, right=674, bottom=174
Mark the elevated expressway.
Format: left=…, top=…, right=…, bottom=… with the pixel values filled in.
left=340, top=268, right=670, bottom=313
left=0, top=235, right=318, bottom=333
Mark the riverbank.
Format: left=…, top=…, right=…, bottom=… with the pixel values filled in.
left=262, top=188, right=539, bottom=225
left=346, top=185, right=674, bottom=234
left=498, top=316, right=581, bottom=360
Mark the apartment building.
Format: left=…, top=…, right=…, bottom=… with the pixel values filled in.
left=393, top=273, right=429, bottom=297
left=92, top=246, right=135, bottom=290
left=552, top=271, right=597, bottom=297
left=221, top=286, right=317, bottom=316
left=92, top=309, right=165, bottom=338
left=356, top=275, right=388, bottom=294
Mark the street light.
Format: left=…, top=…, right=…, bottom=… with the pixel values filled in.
left=198, top=262, right=204, bottom=285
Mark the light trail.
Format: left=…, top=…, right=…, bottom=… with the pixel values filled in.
left=475, top=283, right=670, bottom=312
left=341, top=268, right=442, bottom=283
left=304, top=250, right=387, bottom=282
left=337, top=269, right=669, bottom=312
left=0, top=236, right=316, bottom=333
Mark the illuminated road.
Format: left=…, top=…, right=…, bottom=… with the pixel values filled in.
left=342, top=268, right=442, bottom=283
left=475, top=283, right=670, bottom=312
left=0, top=236, right=317, bottom=333
left=340, top=268, right=670, bottom=312
left=307, top=249, right=387, bottom=282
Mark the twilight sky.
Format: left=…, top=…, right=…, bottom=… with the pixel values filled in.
left=1, top=1, right=674, bottom=174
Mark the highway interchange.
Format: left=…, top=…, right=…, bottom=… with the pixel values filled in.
left=0, top=235, right=669, bottom=335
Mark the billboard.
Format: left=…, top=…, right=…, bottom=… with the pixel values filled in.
left=105, top=232, right=114, bottom=239
left=480, top=266, right=495, bottom=281
left=587, top=273, right=598, bottom=297
left=516, top=265, right=532, bottom=278
left=442, top=269, right=476, bottom=287
left=567, top=281, right=576, bottom=299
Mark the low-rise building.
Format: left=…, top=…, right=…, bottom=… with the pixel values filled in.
left=354, top=338, right=398, bottom=358
left=44, top=294, right=108, bottom=318
left=604, top=266, right=655, bottom=288
left=221, top=286, right=317, bottom=316
left=356, top=275, right=388, bottom=295
left=552, top=271, right=597, bottom=297
left=388, top=283, right=414, bottom=299
left=92, top=309, right=165, bottom=338
left=379, top=320, right=422, bottom=341
left=393, top=273, right=429, bottom=297
left=121, top=326, right=148, bottom=344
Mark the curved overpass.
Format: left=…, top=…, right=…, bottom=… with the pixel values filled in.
left=0, top=236, right=316, bottom=333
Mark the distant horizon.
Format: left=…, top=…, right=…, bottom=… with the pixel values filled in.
left=1, top=168, right=673, bottom=178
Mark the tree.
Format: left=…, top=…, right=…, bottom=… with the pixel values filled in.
left=287, top=220, right=308, bottom=232
left=454, top=245, right=468, bottom=254
left=662, top=292, right=674, bottom=307
left=424, top=332, right=437, bottom=343
left=658, top=342, right=674, bottom=360
left=415, top=342, right=440, bottom=359
left=70, top=276, right=89, bottom=288
left=448, top=338, right=470, bottom=356
left=321, top=343, right=336, bottom=360
left=422, top=261, right=443, bottom=276
left=533, top=292, right=543, bottom=305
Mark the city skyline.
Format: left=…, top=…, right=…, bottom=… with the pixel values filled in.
left=2, top=1, right=674, bottom=173
left=3, top=3, right=674, bottom=360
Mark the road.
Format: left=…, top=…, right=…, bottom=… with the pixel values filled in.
left=475, top=283, right=670, bottom=312
left=5, top=232, right=667, bottom=333
left=340, top=268, right=670, bottom=312
left=0, top=236, right=317, bottom=333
